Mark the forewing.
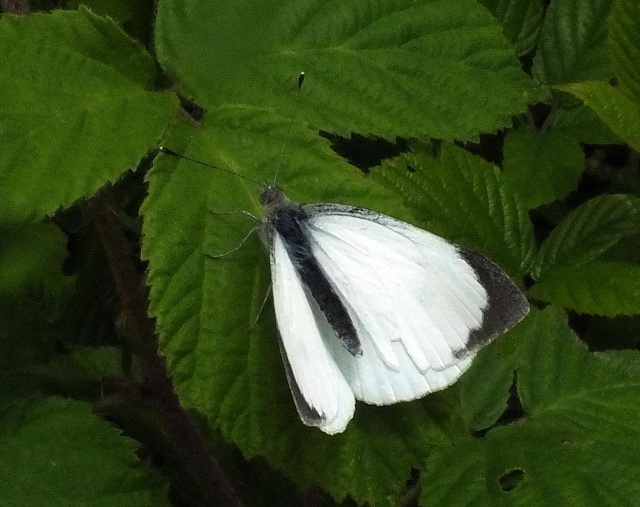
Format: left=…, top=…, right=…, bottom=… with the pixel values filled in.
left=270, top=231, right=355, bottom=434
left=302, top=204, right=528, bottom=404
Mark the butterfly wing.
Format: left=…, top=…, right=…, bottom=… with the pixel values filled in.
left=301, top=204, right=528, bottom=405
left=270, top=231, right=355, bottom=434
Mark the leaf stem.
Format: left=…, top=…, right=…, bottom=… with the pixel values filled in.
left=91, top=190, right=244, bottom=507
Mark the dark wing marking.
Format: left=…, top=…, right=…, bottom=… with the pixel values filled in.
left=271, top=204, right=362, bottom=357
left=453, top=247, right=529, bottom=358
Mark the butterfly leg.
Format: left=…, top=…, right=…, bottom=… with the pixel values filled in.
left=250, top=282, right=272, bottom=330
left=208, top=208, right=261, bottom=223
left=205, top=226, right=259, bottom=259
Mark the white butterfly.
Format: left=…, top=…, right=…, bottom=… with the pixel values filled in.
left=260, top=184, right=529, bottom=435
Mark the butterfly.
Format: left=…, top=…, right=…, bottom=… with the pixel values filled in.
left=259, top=183, right=529, bottom=434
left=161, top=75, right=528, bottom=435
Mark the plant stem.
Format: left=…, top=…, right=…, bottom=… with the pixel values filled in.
left=91, top=190, right=243, bottom=507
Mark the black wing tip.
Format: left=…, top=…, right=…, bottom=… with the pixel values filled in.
left=454, top=247, right=530, bottom=357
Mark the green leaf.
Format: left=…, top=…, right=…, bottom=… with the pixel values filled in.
left=457, top=320, right=523, bottom=431
left=372, top=144, right=536, bottom=278
left=23, top=347, right=132, bottom=398
left=142, top=111, right=528, bottom=504
left=478, top=0, right=544, bottom=56
left=555, top=81, right=640, bottom=153
left=0, top=223, right=68, bottom=297
left=0, top=397, right=168, bottom=507
left=422, top=306, right=640, bottom=505
left=0, top=223, right=74, bottom=374
left=65, top=0, right=134, bottom=23
left=532, top=194, right=640, bottom=279
left=530, top=262, right=640, bottom=315
left=533, top=0, right=613, bottom=84
left=155, top=0, right=537, bottom=141
left=502, top=128, right=585, bottom=210
left=550, top=104, right=621, bottom=145
left=0, top=347, right=130, bottom=413
left=608, top=0, right=640, bottom=99
left=0, top=8, right=178, bottom=222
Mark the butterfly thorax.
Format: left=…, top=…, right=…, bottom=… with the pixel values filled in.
left=260, top=184, right=308, bottom=252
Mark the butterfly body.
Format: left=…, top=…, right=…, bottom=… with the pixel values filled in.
left=261, top=185, right=362, bottom=357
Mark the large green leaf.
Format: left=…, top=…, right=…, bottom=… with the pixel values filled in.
left=142, top=110, right=533, bottom=504
left=502, top=128, right=585, bottom=210
left=608, top=0, right=640, bottom=99
left=533, top=0, right=613, bottom=84
left=478, top=0, right=544, bottom=56
left=556, top=81, right=640, bottom=152
left=422, top=307, right=640, bottom=505
left=155, top=0, right=537, bottom=141
left=532, top=194, right=640, bottom=279
left=0, top=8, right=178, bottom=222
left=0, top=397, right=168, bottom=507
left=530, top=262, right=640, bottom=316
left=372, top=144, right=536, bottom=278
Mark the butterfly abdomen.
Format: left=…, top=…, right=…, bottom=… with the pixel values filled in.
left=270, top=203, right=362, bottom=357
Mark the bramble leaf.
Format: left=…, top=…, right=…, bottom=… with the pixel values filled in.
left=502, top=128, right=585, bottom=210
left=155, top=0, right=537, bottom=141
left=479, top=0, right=544, bottom=56
left=373, top=144, right=536, bottom=278
left=533, top=0, right=613, bottom=84
left=423, top=307, right=640, bottom=505
left=0, top=8, right=178, bottom=222
left=0, top=397, right=169, bottom=507
left=556, top=81, right=640, bottom=152
left=142, top=111, right=534, bottom=504
left=550, top=104, right=621, bottom=145
left=608, top=0, right=640, bottom=99
left=532, top=194, right=640, bottom=279
left=530, top=262, right=640, bottom=316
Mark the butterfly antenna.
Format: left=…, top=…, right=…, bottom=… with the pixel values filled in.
left=273, top=72, right=306, bottom=184
left=158, top=147, right=262, bottom=186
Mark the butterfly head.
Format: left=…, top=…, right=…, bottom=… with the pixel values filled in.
left=260, top=184, right=289, bottom=214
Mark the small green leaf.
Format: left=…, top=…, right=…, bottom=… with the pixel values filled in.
left=0, top=222, right=68, bottom=296
left=0, top=346, right=129, bottom=414
left=458, top=320, right=524, bottom=431
left=23, top=347, right=132, bottom=399
left=0, top=223, right=74, bottom=374
left=65, top=0, right=134, bottom=23
left=0, top=8, right=178, bottom=222
left=551, top=104, right=621, bottom=145
left=530, top=262, right=640, bottom=315
left=533, top=194, right=640, bottom=278
left=156, top=0, right=537, bottom=141
left=608, top=0, right=640, bottom=99
left=373, top=144, right=536, bottom=277
left=502, top=128, right=585, bottom=210
left=0, top=397, right=169, bottom=507
left=556, top=81, right=640, bottom=152
left=422, top=307, right=640, bottom=505
left=478, top=0, right=544, bottom=56
left=533, top=0, right=613, bottom=84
